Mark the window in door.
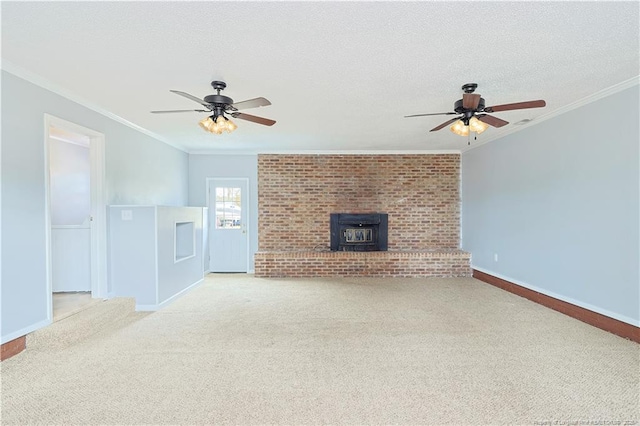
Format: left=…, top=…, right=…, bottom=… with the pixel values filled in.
left=215, top=187, right=242, bottom=229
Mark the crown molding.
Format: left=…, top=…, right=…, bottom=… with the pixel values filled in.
left=49, top=134, right=90, bottom=148
left=6, top=57, right=635, bottom=157
left=1, top=60, right=187, bottom=153
left=463, top=75, right=640, bottom=153
left=187, top=149, right=461, bottom=155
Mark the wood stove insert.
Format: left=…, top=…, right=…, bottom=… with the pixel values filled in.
left=330, top=213, right=388, bottom=252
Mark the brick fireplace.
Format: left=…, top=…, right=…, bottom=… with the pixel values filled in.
left=254, top=154, right=470, bottom=277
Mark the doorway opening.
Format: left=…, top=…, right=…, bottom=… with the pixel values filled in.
left=44, top=115, right=107, bottom=323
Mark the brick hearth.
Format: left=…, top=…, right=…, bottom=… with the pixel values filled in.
left=255, top=250, right=471, bottom=278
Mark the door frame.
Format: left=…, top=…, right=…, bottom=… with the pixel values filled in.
left=205, top=177, right=250, bottom=273
left=43, top=114, right=107, bottom=322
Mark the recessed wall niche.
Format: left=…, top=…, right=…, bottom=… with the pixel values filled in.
left=175, top=221, right=195, bottom=262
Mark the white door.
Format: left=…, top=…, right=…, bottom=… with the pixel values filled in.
left=208, top=178, right=249, bottom=272
left=49, top=135, right=92, bottom=291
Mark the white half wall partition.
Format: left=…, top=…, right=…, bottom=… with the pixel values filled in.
left=108, top=206, right=205, bottom=310
left=461, top=84, right=639, bottom=326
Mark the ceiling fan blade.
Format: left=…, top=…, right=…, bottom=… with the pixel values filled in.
left=169, top=90, right=212, bottom=108
left=150, top=109, right=208, bottom=114
left=484, top=100, right=546, bottom=113
left=232, top=112, right=276, bottom=126
left=463, top=93, right=481, bottom=109
left=231, top=97, right=271, bottom=111
left=477, top=114, right=509, bottom=128
left=405, top=112, right=457, bottom=118
left=430, top=117, right=460, bottom=132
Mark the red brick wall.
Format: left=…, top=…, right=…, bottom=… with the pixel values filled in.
left=257, top=154, right=460, bottom=251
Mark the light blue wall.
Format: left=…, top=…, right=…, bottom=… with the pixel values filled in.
left=462, top=85, right=639, bottom=325
left=188, top=155, right=258, bottom=271
left=1, top=70, right=189, bottom=343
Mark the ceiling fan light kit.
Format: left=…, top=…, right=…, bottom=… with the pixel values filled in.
left=450, top=119, right=469, bottom=136
left=405, top=83, right=546, bottom=140
left=450, top=116, right=489, bottom=136
left=199, top=115, right=238, bottom=134
left=151, top=80, right=275, bottom=135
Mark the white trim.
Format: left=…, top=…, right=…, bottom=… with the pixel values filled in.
left=2, top=61, right=187, bottom=153
left=4, top=60, right=636, bottom=157
left=0, top=56, right=2, bottom=343
left=51, top=224, right=90, bottom=229
left=44, top=115, right=108, bottom=303
left=472, top=265, right=640, bottom=327
left=206, top=177, right=251, bottom=273
left=202, top=208, right=210, bottom=275
left=463, top=76, right=640, bottom=153
left=106, top=204, right=157, bottom=208
left=189, top=149, right=462, bottom=155
left=49, top=134, right=90, bottom=148
left=135, top=305, right=159, bottom=312
left=1, top=318, right=51, bottom=345
left=43, top=120, right=54, bottom=323
left=90, top=133, right=108, bottom=299
left=532, top=76, right=639, bottom=122
left=154, top=206, right=159, bottom=306
left=136, top=278, right=203, bottom=311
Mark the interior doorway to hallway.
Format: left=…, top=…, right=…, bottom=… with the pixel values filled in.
left=44, top=115, right=107, bottom=323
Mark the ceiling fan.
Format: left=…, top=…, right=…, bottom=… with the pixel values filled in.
left=405, top=83, right=546, bottom=137
left=151, top=81, right=275, bottom=134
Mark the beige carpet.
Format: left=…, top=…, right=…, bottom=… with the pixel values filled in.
left=1, top=275, right=638, bottom=425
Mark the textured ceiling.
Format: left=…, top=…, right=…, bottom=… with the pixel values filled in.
left=2, top=1, right=639, bottom=153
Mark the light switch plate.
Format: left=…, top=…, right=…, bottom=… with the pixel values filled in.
left=121, top=210, right=133, bottom=221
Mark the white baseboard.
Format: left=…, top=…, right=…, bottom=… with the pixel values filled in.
left=472, top=265, right=640, bottom=327
left=135, top=304, right=159, bottom=312
left=1, top=318, right=52, bottom=344
left=135, top=278, right=204, bottom=312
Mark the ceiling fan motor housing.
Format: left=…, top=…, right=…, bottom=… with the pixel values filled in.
left=454, top=98, right=485, bottom=114
left=206, top=81, right=234, bottom=110
left=203, top=94, right=234, bottom=107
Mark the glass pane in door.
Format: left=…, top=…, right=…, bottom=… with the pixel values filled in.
left=215, top=187, right=242, bottom=229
